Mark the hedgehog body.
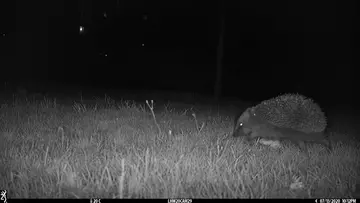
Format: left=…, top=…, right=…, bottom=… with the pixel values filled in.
left=251, top=93, right=327, bottom=133
left=232, top=93, right=327, bottom=138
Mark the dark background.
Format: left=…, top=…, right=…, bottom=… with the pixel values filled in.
left=2, top=0, right=358, bottom=113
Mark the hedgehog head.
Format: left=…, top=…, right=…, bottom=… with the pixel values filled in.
left=232, top=107, right=268, bottom=138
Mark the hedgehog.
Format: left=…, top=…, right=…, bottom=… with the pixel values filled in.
left=232, top=109, right=331, bottom=151
left=232, top=93, right=329, bottom=148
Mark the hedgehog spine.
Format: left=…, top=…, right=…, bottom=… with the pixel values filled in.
left=251, top=93, right=327, bottom=133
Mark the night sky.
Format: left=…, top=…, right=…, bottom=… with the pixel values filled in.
left=3, top=0, right=358, bottom=109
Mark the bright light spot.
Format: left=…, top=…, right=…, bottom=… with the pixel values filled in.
left=1, top=33, right=5, bottom=37
left=141, top=43, right=145, bottom=47
left=100, top=52, right=108, bottom=57
left=103, top=12, right=107, bottom=18
left=79, top=26, right=85, bottom=34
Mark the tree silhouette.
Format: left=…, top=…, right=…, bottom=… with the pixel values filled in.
left=215, top=1, right=225, bottom=101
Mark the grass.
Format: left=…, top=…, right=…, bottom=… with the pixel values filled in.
left=0, top=94, right=359, bottom=199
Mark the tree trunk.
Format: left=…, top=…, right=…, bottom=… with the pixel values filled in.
left=215, top=14, right=225, bottom=101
